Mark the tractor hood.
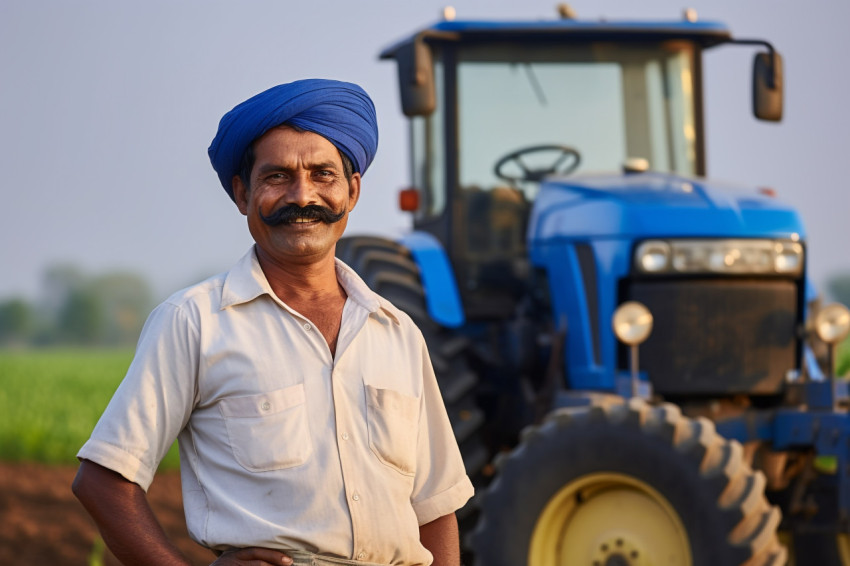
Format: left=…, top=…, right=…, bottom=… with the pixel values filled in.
left=528, top=172, right=806, bottom=243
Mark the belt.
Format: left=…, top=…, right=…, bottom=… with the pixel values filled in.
left=288, top=550, right=387, bottom=566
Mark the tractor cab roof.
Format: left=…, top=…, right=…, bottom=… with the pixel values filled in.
left=379, top=17, right=733, bottom=59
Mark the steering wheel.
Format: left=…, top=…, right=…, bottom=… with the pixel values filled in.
left=493, top=144, right=582, bottom=184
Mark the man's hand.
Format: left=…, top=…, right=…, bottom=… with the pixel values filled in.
left=212, top=547, right=293, bottom=566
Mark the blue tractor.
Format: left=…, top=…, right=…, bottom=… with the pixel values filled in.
left=336, top=7, right=850, bottom=566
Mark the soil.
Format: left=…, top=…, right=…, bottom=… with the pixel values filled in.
left=0, top=462, right=215, bottom=565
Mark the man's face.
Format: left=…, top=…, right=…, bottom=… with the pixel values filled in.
left=232, top=126, right=361, bottom=266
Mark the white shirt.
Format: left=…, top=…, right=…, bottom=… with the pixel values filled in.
left=77, top=247, right=473, bottom=566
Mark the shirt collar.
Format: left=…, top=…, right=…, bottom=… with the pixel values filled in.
left=220, top=247, right=273, bottom=309
left=334, top=258, right=401, bottom=326
left=220, top=246, right=401, bottom=326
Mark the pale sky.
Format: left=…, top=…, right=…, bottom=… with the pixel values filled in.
left=2, top=0, right=849, bottom=303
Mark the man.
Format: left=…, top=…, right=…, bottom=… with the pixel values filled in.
left=72, top=79, right=474, bottom=566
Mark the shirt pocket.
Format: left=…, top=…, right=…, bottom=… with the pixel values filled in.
left=219, top=383, right=312, bottom=472
left=365, top=385, right=419, bottom=476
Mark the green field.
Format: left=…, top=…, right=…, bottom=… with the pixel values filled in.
left=1, top=341, right=848, bottom=468
left=0, top=348, right=179, bottom=468
left=839, top=335, right=850, bottom=377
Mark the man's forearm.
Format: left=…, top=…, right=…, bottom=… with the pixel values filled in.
left=72, top=459, right=192, bottom=566
left=419, top=513, right=461, bottom=566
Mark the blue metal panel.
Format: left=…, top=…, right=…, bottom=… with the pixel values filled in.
left=773, top=410, right=850, bottom=452
left=534, top=241, right=611, bottom=390
left=805, top=277, right=820, bottom=304
left=527, top=172, right=808, bottom=392
left=715, top=412, right=775, bottom=444
left=590, top=239, right=634, bottom=382
left=529, top=174, right=807, bottom=244
left=533, top=237, right=637, bottom=392
left=399, top=232, right=465, bottom=328
left=379, top=19, right=732, bottom=59
left=804, top=346, right=826, bottom=382
left=426, top=20, right=730, bottom=36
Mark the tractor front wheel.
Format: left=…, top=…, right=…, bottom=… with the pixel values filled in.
left=470, top=399, right=787, bottom=566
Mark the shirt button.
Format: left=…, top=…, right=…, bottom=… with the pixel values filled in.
left=303, top=322, right=312, bottom=331
left=352, top=493, right=360, bottom=502
left=357, top=552, right=366, bottom=560
left=342, top=432, right=350, bottom=441
left=261, top=401, right=271, bottom=411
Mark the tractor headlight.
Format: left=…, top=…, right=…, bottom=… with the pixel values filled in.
left=613, top=301, right=654, bottom=345
left=774, top=241, right=804, bottom=274
left=634, top=239, right=804, bottom=276
left=814, top=303, right=850, bottom=345
left=635, top=241, right=670, bottom=273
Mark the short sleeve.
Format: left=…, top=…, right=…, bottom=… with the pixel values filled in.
left=76, top=301, right=199, bottom=491
left=409, top=333, right=474, bottom=525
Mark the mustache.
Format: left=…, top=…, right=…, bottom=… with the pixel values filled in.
left=259, top=204, right=346, bottom=227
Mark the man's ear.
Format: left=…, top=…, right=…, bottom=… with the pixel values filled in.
left=347, top=172, right=362, bottom=213
left=232, top=176, right=249, bottom=216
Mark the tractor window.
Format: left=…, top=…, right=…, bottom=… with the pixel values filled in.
left=456, top=41, right=697, bottom=200
left=410, top=59, right=446, bottom=219
left=458, top=58, right=625, bottom=190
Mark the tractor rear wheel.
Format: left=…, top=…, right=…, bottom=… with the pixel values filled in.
left=470, top=398, right=787, bottom=566
left=335, top=236, right=489, bottom=484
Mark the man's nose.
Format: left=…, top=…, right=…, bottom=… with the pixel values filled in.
left=284, top=173, right=318, bottom=207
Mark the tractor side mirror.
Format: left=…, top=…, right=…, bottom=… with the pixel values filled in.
left=753, top=50, right=783, bottom=122
left=395, top=36, right=436, bottom=117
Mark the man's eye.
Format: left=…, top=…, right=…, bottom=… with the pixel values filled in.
left=265, top=173, right=287, bottom=183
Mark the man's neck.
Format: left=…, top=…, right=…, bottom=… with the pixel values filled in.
left=254, top=245, right=348, bottom=356
left=254, top=246, right=343, bottom=305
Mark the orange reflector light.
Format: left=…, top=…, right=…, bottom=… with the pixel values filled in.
left=758, top=187, right=777, bottom=197
left=399, top=188, right=420, bottom=211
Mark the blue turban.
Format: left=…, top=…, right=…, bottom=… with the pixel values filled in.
left=208, top=79, right=379, bottom=201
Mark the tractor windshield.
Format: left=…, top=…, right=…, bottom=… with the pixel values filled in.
left=458, top=41, right=697, bottom=195
left=411, top=40, right=698, bottom=218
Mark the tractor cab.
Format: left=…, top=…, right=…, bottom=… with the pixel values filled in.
left=381, top=13, right=782, bottom=321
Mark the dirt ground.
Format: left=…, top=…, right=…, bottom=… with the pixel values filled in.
left=0, top=462, right=215, bottom=565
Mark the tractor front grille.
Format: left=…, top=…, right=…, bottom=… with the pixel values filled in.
left=623, top=278, right=799, bottom=395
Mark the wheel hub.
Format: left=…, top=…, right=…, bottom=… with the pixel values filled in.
left=529, top=472, right=690, bottom=566
left=592, top=536, right=643, bottom=566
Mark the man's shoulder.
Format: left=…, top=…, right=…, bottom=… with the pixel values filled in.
left=372, top=293, right=428, bottom=343
left=336, top=258, right=414, bottom=326
left=372, top=293, right=408, bottom=323
left=155, top=247, right=266, bottom=318
left=161, top=271, right=228, bottom=311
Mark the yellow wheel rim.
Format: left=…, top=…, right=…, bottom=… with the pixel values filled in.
left=839, top=534, right=850, bottom=565
left=529, top=472, right=692, bottom=566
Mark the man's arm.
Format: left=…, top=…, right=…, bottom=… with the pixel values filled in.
left=72, top=460, right=292, bottom=566
left=72, top=459, right=195, bottom=565
left=419, top=513, right=461, bottom=566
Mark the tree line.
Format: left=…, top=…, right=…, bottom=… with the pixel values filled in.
left=0, top=265, right=154, bottom=347
left=1, top=266, right=848, bottom=349
left=830, top=274, right=850, bottom=311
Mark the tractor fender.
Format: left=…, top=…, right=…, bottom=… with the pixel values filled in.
left=398, top=231, right=465, bottom=328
